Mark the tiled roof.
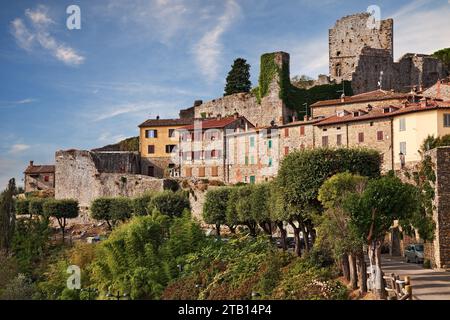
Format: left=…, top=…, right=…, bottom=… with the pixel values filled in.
left=278, top=118, right=323, bottom=128
left=178, top=116, right=252, bottom=131
left=315, top=100, right=450, bottom=126
left=24, top=165, right=55, bottom=174
left=310, top=90, right=413, bottom=108
left=138, top=118, right=194, bottom=128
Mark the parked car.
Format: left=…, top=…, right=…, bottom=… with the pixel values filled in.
left=405, top=244, right=424, bottom=263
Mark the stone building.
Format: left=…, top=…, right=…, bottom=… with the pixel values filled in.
left=227, top=126, right=279, bottom=184
left=23, top=161, right=55, bottom=193
left=329, top=13, right=447, bottom=94
left=177, top=115, right=254, bottom=182
left=329, top=13, right=393, bottom=83
left=55, top=149, right=164, bottom=208
left=138, top=117, right=194, bottom=178
left=194, top=52, right=295, bottom=128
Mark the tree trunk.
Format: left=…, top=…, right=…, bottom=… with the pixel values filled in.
left=348, top=254, right=358, bottom=290
left=356, top=252, right=367, bottom=294
left=303, top=226, right=310, bottom=252
left=215, top=223, right=221, bottom=238
left=106, top=220, right=112, bottom=230
left=246, top=222, right=257, bottom=237
left=289, top=221, right=302, bottom=257
left=368, top=240, right=386, bottom=299
left=341, top=254, right=350, bottom=281
left=259, top=222, right=272, bottom=236
left=277, top=222, right=287, bottom=250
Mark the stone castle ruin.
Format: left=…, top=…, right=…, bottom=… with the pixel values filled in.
left=329, top=13, right=447, bottom=94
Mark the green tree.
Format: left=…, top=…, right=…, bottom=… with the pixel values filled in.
left=29, top=198, right=47, bottom=217
left=318, top=172, right=368, bottom=292
left=203, top=187, right=230, bottom=237
left=0, top=179, right=17, bottom=253
left=91, top=197, right=132, bottom=229
left=433, top=48, right=450, bottom=71
left=149, top=191, right=190, bottom=218
left=267, top=182, right=289, bottom=250
left=43, top=199, right=79, bottom=242
left=277, top=148, right=381, bottom=256
left=250, top=183, right=272, bottom=235
left=132, top=193, right=154, bottom=216
left=344, top=176, right=420, bottom=299
left=15, top=199, right=31, bottom=218
left=235, top=185, right=258, bottom=236
left=224, top=58, right=252, bottom=96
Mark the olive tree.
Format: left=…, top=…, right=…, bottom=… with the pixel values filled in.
left=277, top=148, right=381, bottom=257
left=91, top=197, right=132, bottom=229
left=148, top=191, right=190, bottom=218
left=203, top=187, right=230, bottom=237
left=344, top=176, right=420, bottom=299
left=43, top=199, right=79, bottom=242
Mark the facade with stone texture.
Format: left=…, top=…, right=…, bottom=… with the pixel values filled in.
left=23, top=161, right=55, bottom=193
left=177, top=115, right=255, bottom=182
left=55, top=149, right=164, bottom=209
left=329, top=13, right=447, bottom=94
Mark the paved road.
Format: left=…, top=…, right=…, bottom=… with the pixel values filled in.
left=381, top=254, right=450, bottom=300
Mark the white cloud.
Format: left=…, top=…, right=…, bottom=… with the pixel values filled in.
left=290, top=35, right=329, bottom=78
left=9, top=144, right=31, bottom=154
left=192, top=0, right=241, bottom=81
left=91, top=101, right=175, bottom=121
left=10, top=6, right=85, bottom=66
left=390, top=1, right=450, bottom=59
left=0, top=98, right=36, bottom=108
left=98, top=132, right=127, bottom=143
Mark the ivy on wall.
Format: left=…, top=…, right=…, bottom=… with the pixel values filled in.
left=252, top=53, right=353, bottom=118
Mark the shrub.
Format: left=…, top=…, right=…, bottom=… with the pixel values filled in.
left=149, top=191, right=190, bottom=218
left=15, top=199, right=30, bottom=216
left=43, top=199, right=79, bottom=241
left=132, top=193, right=153, bottom=216
left=91, top=197, right=132, bottom=229
left=110, top=197, right=132, bottom=222
left=29, top=198, right=46, bottom=217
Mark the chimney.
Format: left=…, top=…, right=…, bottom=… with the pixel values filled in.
left=233, top=112, right=239, bottom=119
left=340, top=93, right=345, bottom=103
left=29, top=160, right=34, bottom=167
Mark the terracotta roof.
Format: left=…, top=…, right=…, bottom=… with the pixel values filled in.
left=138, top=118, right=194, bottom=128
left=315, top=100, right=450, bottom=126
left=178, top=116, right=253, bottom=131
left=310, top=90, right=413, bottom=108
left=278, top=118, right=324, bottom=128
left=24, top=165, right=55, bottom=174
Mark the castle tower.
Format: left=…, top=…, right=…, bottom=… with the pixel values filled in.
left=329, top=13, right=393, bottom=83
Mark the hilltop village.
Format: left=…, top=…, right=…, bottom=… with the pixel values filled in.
left=23, top=13, right=450, bottom=269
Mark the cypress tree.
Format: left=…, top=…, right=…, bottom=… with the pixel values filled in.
left=224, top=58, right=251, bottom=96
left=0, top=178, right=17, bottom=253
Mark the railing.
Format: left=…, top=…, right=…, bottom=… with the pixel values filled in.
left=383, top=273, right=413, bottom=300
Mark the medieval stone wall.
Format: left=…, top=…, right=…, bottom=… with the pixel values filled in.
left=55, top=150, right=164, bottom=208
left=194, top=52, right=295, bottom=128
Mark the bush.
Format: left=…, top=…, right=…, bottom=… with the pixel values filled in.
left=15, top=199, right=30, bottom=216
left=0, top=274, right=35, bottom=300
left=132, top=193, right=154, bottom=216
left=110, top=197, right=132, bottom=222
left=91, top=197, right=132, bottom=228
left=29, top=198, right=46, bottom=216
left=149, top=191, right=190, bottom=218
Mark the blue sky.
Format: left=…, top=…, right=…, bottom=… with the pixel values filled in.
left=1, top=0, right=449, bottom=188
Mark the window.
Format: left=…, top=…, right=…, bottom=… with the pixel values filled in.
left=168, top=129, right=175, bottom=138
left=300, top=126, right=305, bottom=136
left=211, top=166, right=218, bottom=177
left=444, top=114, right=450, bottom=127
left=211, top=150, right=217, bottom=158
left=250, top=137, right=255, bottom=147
left=377, top=131, right=384, bottom=141
left=284, top=128, right=289, bottom=137
left=165, top=145, right=176, bottom=153
left=148, top=166, right=155, bottom=177
left=250, top=155, right=255, bottom=165
left=268, top=158, right=273, bottom=167
left=400, top=142, right=407, bottom=155
left=336, top=134, right=342, bottom=146
left=358, top=132, right=364, bottom=143
left=148, top=145, right=155, bottom=154
left=145, top=129, right=157, bottom=138
left=284, top=146, right=289, bottom=155
left=250, top=176, right=256, bottom=184
left=44, top=176, right=49, bottom=182
left=198, top=167, right=205, bottom=177
left=268, top=140, right=272, bottom=149
left=185, top=167, right=192, bottom=177
left=245, top=156, right=249, bottom=165
left=335, top=63, right=341, bottom=77
left=322, top=136, right=328, bottom=147
left=399, top=118, right=406, bottom=132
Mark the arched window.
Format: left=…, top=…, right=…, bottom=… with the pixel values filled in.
left=335, top=63, right=342, bottom=77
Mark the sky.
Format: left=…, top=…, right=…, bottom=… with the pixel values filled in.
left=0, top=0, right=449, bottom=188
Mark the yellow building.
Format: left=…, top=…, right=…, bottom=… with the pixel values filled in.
left=138, top=117, right=194, bottom=177
left=393, top=100, right=450, bottom=168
